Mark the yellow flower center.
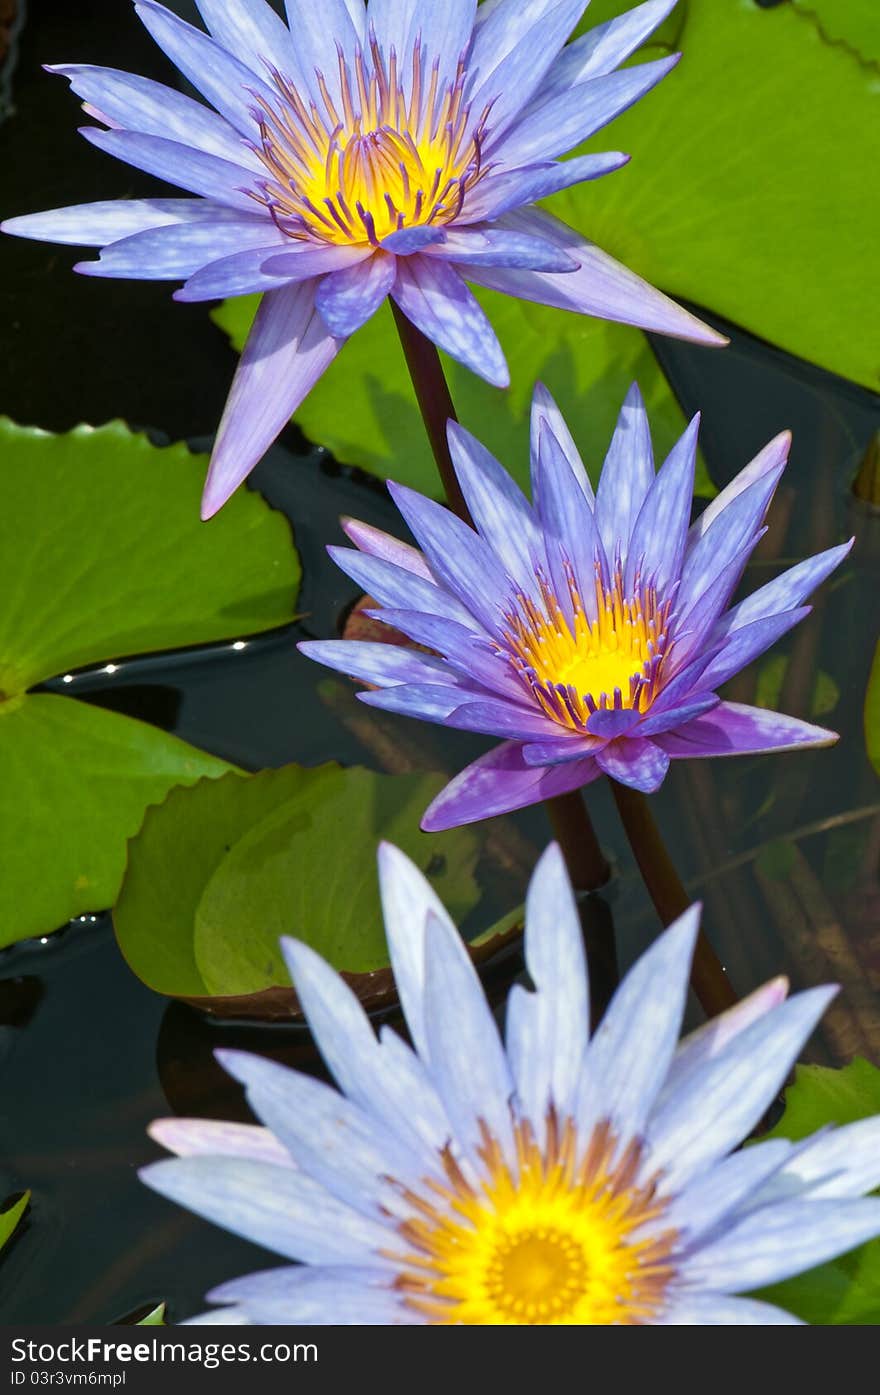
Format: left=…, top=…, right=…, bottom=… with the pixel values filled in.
left=501, top=565, right=670, bottom=730
left=252, top=38, right=488, bottom=246
left=392, top=1116, right=678, bottom=1325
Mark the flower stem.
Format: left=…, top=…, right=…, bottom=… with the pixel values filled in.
left=391, top=304, right=611, bottom=895
left=390, top=303, right=472, bottom=525
left=545, top=789, right=611, bottom=893
left=609, top=779, right=737, bottom=1017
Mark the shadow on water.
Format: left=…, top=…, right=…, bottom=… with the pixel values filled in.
left=0, top=0, right=878, bottom=1324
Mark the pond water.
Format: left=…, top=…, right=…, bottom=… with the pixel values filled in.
left=1, top=0, right=879, bottom=1324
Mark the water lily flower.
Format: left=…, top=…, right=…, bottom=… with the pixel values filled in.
left=301, top=382, right=851, bottom=831
left=2, top=0, right=725, bottom=518
left=142, top=842, right=880, bottom=1325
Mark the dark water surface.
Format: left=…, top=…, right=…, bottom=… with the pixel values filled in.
left=1, top=0, right=879, bottom=1324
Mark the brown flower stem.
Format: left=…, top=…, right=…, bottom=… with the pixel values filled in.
left=390, top=302, right=471, bottom=524
left=392, top=302, right=611, bottom=895
left=609, top=779, right=738, bottom=1018
left=545, top=788, right=611, bottom=893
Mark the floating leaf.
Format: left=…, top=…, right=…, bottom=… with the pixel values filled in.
left=137, top=1303, right=166, bottom=1326
left=791, top=0, right=880, bottom=68
left=865, top=638, right=880, bottom=779
left=114, top=764, right=479, bottom=1015
left=571, top=0, right=880, bottom=391
left=0, top=1191, right=30, bottom=1254
left=755, top=653, right=840, bottom=720
left=752, top=1059, right=880, bottom=1323
left=211, top=295, right=708, bottom=500
left=0, top=420, right=301, bottom=946
left=762, top=1058, right=880, bottom=1140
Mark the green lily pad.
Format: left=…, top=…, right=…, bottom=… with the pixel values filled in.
left=570, top=0, right=880, bottom=392
left=751, top=1059, right=880, bottom=1323
left=0, top=1191, right=29, bottom=1254
left=137, top=1303, right=166, bottom=1326
left=865, top=638, right=880, bottom=779
left=114, top=764, right=479, bottom=1015
left=792, top=0, right=880, bottom=68
left=213, top=295, right=708, bottom=500
left=755, top=654, right=840, bottom=720
left=0, top=420, right=300, bottom=946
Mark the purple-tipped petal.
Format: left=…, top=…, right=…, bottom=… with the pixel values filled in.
left=148, top=1118, right=294, bottom=1166
left=446, top=420, right=544, bottom=592
left=506, top=842, right=589, bottom=1123
left=624, top=413, right=700, bottom=594
left=76, top=219, right=283, bottom=280
left=532, top=421, right=606, bottom=616
left=657, top=701, right=838, bottom=759
left=586, top=707, right=642, bottom=740
left=134, top=2, right=278, bottom=134
left=315, top=250, right=397, bottom=337
left=175, top=245, right=325, bottom=301
left=141, top=1155, right=388, bottom=1266
left=81, top=127, right=257, bottom=211
left=369, top=609, right=521, bottom=695
left=594, top=381, right=654, bottom=561
left=387, top=482, right=514, bottom=635
left=635, top=694, right=720, bottom=737
left=194, top=0, right=309, bottom=90
left=358, top=682, right=477, bottom=722
left=468, top=0, right=591, bottom=148
left=530, top=380, right=593, bottom=505
left=421, top=740, right=600, bottom=830
left=369, top=0, right=475, bottom=87
left=461, top=153, right=629, bottom=224
left=595, top=735, right=670, bottom=791
left=262, top=244, right=373, bottom=281
left=441, top=697, right=561, bottom=741
left=381, top=226, right=448, bottom=255
left=542, top=0, right=679, bottom=95
left=676, top=455, right=787, bottom=616
left=494, top=54, right=679, bottom=167
left=297, top=639, right=469, bottom=690
left=391, top=255, right=509, bottom=387
left=683, top=1198, right=880, bottom=1295
left=340, top=517, right=433, bottom=579
left=695, top=608, right=811, bottom=693
left=433, top=226, right=578, bottom=271
left=687, top=431, right=791, bottom=548
left=658, top=1293, right=802, bottom=1326
left=2, top=198, right=234, bottom=247
left=462, top=208, right=728, bottom=346
left=327, top=546, right=474, bottom=625
left=49, top=63, right=261, bottom=167
left=715, top=541, right=853, bottom=638
left=520, top=734, right=600, bottom=766
left=201, top=282, right=339, bottom=517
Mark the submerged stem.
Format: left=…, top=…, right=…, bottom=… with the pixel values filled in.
left=609, top=780, right=737, bottom=1018
left=391, top=304, right=611, bottom=896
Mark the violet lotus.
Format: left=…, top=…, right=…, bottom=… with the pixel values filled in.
left=143, top=842, right=880, bottom=1325
left=301, top=382, right=852, bottom=830
left=2, top=0, right=725, bottom=518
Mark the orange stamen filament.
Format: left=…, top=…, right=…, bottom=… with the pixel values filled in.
left=249, top=38, right=490, bottom=246
left=500, top=563, right=671, bottom=730
left=388, top=1114, right=678, bottom=1325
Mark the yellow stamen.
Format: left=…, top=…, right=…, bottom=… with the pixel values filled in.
left=390, top=1116, right=678, bottom=1325
left=501, top=565, right=670, bottom=730
left=252, top=41, right=487, bottom=246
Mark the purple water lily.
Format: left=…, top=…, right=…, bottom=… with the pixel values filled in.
left=301, top=382, right=852, bottom=830
left=143, top=843, right=880, bottom=1325
left=2, top=0, right=725, bottom=518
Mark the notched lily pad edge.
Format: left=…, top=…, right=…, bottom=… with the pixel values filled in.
left=175, top=905, right=527, bottom=1023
